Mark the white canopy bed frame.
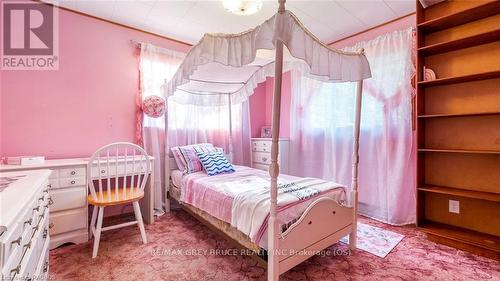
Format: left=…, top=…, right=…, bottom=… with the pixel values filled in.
left=161, top=1, right=371, bottom=280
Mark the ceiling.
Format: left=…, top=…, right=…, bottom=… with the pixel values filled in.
left=45, top=0, right=415, bottom=45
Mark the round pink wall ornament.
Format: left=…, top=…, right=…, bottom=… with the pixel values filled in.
left=142, top=95, right=166, bottom=118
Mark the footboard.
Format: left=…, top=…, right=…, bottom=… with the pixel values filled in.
left=278, top=197, right=353, bottom=274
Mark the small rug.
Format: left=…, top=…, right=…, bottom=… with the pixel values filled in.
left=340, top=222, right=404, bottom=258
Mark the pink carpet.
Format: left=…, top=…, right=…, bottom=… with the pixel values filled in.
left=50, top=209, right=499, bottom=281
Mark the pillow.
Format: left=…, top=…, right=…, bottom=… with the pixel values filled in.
left=197, top=151, right=235, bottom=176
left=177, top=143, right=220, bottom=174
left=170, top=146, right=186, bottom=171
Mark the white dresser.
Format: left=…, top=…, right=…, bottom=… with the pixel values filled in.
left=0, top=157, right=154, bottom=250
left=251, top=138, right=289, bottom=174
left=1, top=170, right=51, bottom=281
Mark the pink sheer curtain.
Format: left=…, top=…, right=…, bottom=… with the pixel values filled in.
left=167, top=100, right=252, bottom=166
left=289, top=28, right=416, bottom=225
left=139, top=44, right=185, bottom=214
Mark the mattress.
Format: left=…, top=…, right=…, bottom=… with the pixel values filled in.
left=169, top=180, right=261, bottom=253
left=171, top=169, right=184, bottom=190
left=169, top=166, right=346, bottom=249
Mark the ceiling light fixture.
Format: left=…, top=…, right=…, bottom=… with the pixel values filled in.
left=222, top=0, right=263, bottom=16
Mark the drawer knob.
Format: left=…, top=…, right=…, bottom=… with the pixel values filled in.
left=10, top=265, right=21, bottom=275
left=101, top=170, right=106, bottom=174
left=262, top=157, right=268, bottom=162
left=70, top=180, right=76, bottom=184
left=49, top=222, right=54, bottom=229
left=71, top=171, right=76, bottom=175
left=24, top=218, right=32, bottom=225
left=11, top=236, right=21, bottom=245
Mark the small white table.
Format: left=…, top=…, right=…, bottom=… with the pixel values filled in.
left=0, top=157, right=154, bottom=249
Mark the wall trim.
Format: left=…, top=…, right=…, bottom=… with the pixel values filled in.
left=328, top=12, right=415, bottom=45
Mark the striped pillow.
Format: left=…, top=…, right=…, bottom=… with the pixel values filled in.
left=174, top=143, right=218, bottom=174
left=170, top=146, right=186, bottom=171
left=197, top=151, right=235, bottom=176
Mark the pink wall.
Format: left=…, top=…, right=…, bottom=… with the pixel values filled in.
left=249, top=72, right=291, bottom=138
left=0, top=6, right=190, bottom=159
left=249, top=82, right=267, bottom=138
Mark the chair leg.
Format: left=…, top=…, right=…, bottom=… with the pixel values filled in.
left=92, top=206, right=104, bottom=258
left=132, top=201, right=147, bottom=244
left=89, top=205, right=97, bottom=239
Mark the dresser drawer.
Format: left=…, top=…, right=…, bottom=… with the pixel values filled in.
left=252, top=140, right=271, bottom=152
left=50, top=187, right=87, bottom=212
left=49, top=208, right=87, bottom=236
left=1, top=214, right=24, bottom=269
left=18, top=211, right=48, bottom=280
left=58, top=177, right=86, bottom=188
left=59, top=167, right=86, bottom=178
left=252, top=163, right=269, bottom=171
left=48, top=169, right=58, bottom=179
left=48, top=178, right=59, bottom=189
left=1, top=245, right=22, bottom=280
left=33, top=238, right=49, bottom=280
left=252, top=151, right=272, bottom=164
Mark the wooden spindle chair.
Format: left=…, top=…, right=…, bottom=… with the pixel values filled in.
left=87, top=142, right=150, bottom=258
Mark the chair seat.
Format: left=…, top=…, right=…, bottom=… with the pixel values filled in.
left=88, top=188, right=144, bottom=206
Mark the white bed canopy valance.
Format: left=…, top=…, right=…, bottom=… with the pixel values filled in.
left=164, top=9, right=371, bottom=106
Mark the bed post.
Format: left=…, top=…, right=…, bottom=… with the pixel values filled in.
left=349, top=48, right=365, bottom=251
left=228, top=94, right=234, bottom=162
left=164, top=98, right=170, bottom=213
left=269, top=1, right=286, bottom=280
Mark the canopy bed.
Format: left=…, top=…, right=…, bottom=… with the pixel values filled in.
left=161, top=1, right=371, bottom=280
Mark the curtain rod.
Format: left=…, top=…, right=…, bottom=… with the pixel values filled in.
left=130, top=40, right=186, bottom=57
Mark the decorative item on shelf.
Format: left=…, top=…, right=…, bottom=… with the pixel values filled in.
left=423, top=66, right=437, bottom=81
left=142, top=95, right=166, bottom=118
left=261, top=126, right=272, bottom=138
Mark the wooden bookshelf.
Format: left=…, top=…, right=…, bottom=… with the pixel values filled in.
left=416, top=0, right=500, bottom=258
left=418, top=111, right=500, bottom=118
left=417, top=70, right=500, bottom=87
left=419, top=221, right=500, bottom=255
left=418, top=28, right=500, bottom=55
left=418, top=148, right=500, bottom=155
left=417, top=1, right=500, bottom=32
left=418, top=185, right=500, bottom=202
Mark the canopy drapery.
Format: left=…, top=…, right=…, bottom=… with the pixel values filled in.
left=163, top=10, right=371, bottom=106
left=163, top=2, right=371, bottom=280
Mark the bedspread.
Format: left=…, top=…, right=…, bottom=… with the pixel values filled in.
left=177, top=166, right=346, bottom=248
